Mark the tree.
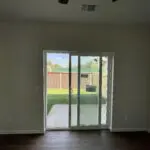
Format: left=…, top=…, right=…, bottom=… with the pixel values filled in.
left=47, top=60, right=52, bottom=72
left=47, top=60, right=52, bottom=66
left=83, top=59, right=98, bottom=69
left=54, top=64, right=62, bottom=68
left=47, top=60, right=63, bottom=72
left=84, top=61, right=93, bottom=68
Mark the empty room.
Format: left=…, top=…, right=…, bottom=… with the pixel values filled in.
left=0, top=0, right=150, bottom=150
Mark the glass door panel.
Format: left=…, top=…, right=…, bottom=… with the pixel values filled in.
left=70, top=54, right=102, bottom=129
left=80, top=56, right=100, bottom=126
left=70, top=55, right=78, bottom=127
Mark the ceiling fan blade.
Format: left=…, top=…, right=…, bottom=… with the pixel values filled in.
left=112, top=0, right=118, bottom=2
left=58, top=0, right=69, bottom=4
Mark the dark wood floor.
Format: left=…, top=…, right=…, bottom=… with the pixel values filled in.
left=0, top=131, right=149, bottom=150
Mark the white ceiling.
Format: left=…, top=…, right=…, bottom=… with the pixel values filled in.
left=0, top=0, right=150, bottom=23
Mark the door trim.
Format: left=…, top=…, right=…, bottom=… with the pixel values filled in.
left=43, top=51, right=47, bottom=132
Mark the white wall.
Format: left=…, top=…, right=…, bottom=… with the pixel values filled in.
left=0, top=22, right=150, bottom=133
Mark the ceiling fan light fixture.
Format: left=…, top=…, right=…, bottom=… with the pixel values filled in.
left=112, top=0, right=118, bottom=2
left=58, top=0, right=69, bottom=4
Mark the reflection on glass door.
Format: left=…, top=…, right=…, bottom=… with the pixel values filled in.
left=70, top=55, right=103, bottom=129
left=70, top=55, right=78, bottom=127
left=46, top=52, right=69, bottom=129
left=101, top=57, right=108, bottom=125
left=80, top=56, right=100, bottom=126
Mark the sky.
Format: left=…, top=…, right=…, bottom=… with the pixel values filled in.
left=47, top=53, right=100, bottom=67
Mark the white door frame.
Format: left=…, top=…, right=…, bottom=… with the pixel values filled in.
left=43, top=51, right=47, bottom=132
left=43, top=50, right=71, bottom=131
left=43, top=50, right=114, bottom=131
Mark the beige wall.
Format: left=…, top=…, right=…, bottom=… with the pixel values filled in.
left=0, top=22, right=150, bottom=133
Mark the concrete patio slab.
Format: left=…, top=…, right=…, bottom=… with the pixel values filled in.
left=47, top=104, right=106, bottom=129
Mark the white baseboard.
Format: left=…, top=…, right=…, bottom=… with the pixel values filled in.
left=110, top=128, right=147, bottom=132
left=0, top=130, right=44, bottom=134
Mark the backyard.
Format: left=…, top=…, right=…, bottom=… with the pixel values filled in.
left=47, top=88, right=106, bottom=113
left=46, top=54, right=108, bottom=128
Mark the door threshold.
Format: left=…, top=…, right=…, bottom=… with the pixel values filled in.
left=46, top=129, right=108, bottom=132
left=46, top=128, right=70, bottom=131
left=46, top=126, right=108, bottom=131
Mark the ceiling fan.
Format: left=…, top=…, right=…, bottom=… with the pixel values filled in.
left=112, top=0, right=118, bottom=2
left=58, top=0, right=118, bottom=4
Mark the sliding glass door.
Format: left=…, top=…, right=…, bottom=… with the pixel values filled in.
left=44, top=50, right=110, bottom=130
left=69, top=54, right=104, bottom=129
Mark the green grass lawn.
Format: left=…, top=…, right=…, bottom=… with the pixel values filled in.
left=47, top=88, right=106, bottom=114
